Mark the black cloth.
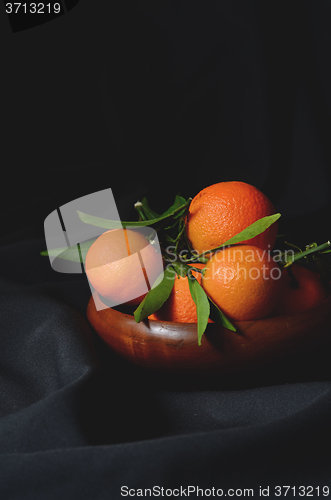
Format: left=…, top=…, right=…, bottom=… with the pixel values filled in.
left=1, top=240, right=331, bottom=498
left=1, top=1, right=331, bottom=498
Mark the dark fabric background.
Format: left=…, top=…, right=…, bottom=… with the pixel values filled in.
left=1, top=1, right=331, bottom=498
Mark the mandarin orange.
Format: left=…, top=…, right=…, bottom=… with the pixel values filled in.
left=85, top=228, right=161, bottom=306
left=186, top=181, right=278, bottom=255
left=148, top=263, right=212, bottom=323
left=273, top=264, right=327, bottom=315
left=201, top=245, right=282, bottom=321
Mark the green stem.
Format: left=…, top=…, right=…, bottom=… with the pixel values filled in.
left=284, top=241, right=303, bottom=253
left=134, top=202, right=148, bottom=221
left=282, top=241, right=331, bottom=268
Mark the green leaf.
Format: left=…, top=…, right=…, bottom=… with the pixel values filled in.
left=136, top=194, right=188, bottom=224
left=161, top=233, right=176, bottom=244
left=170, top=264, right=236, bottom=333
left=133, top=266, right=176, bottom=322
left=40, top=249, right=61, bottom=257
left=169, top=261, right=191, bottom=278
left=41, top=246, right=80, bottom=262
left=197, top=213, right=281, bottom=259
left=208, top=297, right=236, bottom=332
left=139, top=197, right=161, bottom=220
left=76, top=198, right=191, bottom=230
left=161, top=219, right=182, bottom=232
left=161, top=194, right=188, bottom=217
left=158, top=196, right=189, bottom=232
left=76, top=211, right=125, bottom=229
left=187, top=274, right=210, bottom=345
left=40, top=239, right=97, bottom=263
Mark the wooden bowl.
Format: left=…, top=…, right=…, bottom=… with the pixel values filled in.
left=87, top=291, right=331, bottom=376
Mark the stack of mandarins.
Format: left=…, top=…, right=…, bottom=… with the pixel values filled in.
left=85, top=181, right=327, bottom=324
left=150, top=181, right=326, bottom=322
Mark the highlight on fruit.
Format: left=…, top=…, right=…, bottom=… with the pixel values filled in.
left=41, top=181, right=331, bottom=345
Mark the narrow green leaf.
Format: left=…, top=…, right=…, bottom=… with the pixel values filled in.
left=208, top=297, right=236, bottom=332
left=188, top=274, right=210, bottom=345
left=139, top=197, right=161, bottom=220
left=137, top=194, right=188, bottom=223
left=161, top=233, right=176, bottom=244
left=40, top=249, right=60, bottom=257
left=162, top=219, right=182, bottom=232
left=161, top=195, right=188, bottom=217
left=134, top=266, right=176, bottom=322
left=40, top=247, right=79, bottom=262
left=224, top=213, right=281, bottom=246
left=39, top=239, right=97, bottom=263
left=197, top=213, right=281, bottom=260
left=76, top=211, right=126, bottom=229
left=169, top=261, right=191, bottom=278
left=77, top=199, right=191, bottom=230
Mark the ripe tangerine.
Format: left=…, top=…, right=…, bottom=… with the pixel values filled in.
left=148, top=263, right=212, bottom=323
left=85, top=228, right=161, bottom=306
left=186, top=181, right=278, bottom=255
left=273, top=264, right=327, bottom=315
left=201, top=245, right=282, bottom=321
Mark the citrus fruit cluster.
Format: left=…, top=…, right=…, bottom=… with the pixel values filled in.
left=82, top=181, right=329, bottom=345
left=42, top=180, right=330, bottom=345
left=150, top=181, right=283, bottom=324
